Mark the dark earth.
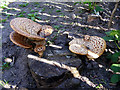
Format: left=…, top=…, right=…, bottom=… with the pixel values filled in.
left=1, top=2, right=120, bottom=89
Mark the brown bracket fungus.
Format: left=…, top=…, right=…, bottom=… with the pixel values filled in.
left=39, top=25, right=54, bottom=37
left=69, top=35, right=106, bottom=59
left=10, top=17, right=53, bottom=57
left=10, top=31, right=33, bottom=49
left=69, top=44, right=88, bottom=55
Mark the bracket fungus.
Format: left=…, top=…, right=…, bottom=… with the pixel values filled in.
left=10, top=17, right=53, bottom=57
left=69, top=35, right=106, bottom=59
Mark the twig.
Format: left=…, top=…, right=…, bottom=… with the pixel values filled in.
left=108, top=2, right=119, bottom=29
left=98, top=26, right=108, bottom=31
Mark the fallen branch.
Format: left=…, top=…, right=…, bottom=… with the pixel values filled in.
left=108, top=2, right=119, bottom=29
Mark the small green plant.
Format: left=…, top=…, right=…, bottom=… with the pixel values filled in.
left=6, top=9, right=10, bottom=11
left=54, top=25, right=60, bottom=30
left=52, top=30, right=62, bottom=41
left=0, top=18, right=7, bottom=23
left=73, top=2, right=81, bottom=5
left=103, top=30, right=120, bottom=45
left=74, top=2, right=104, bottom=14
left=56, top=10, right=61, bottom=12
left=0, top=3, right=8, bottom=9
left=21, top=11, right=26, bottom=14
left=103, top=30, right=120, bottom=58
left=103, top=30, right=120, bottom=84
left=11, top=8, right=16, bottom=11
left=17, top=14, right=25, bottom=17
left=59, top=15, right=64, bottom=17
left=110, top=64, right=120, bottom=84
left=48, top=11, right=52, bottom=14
left=28, top=7, right=32, bottom=10
left=42, top=8, right=45, bottom=12
left=59, top=13, right=65, bottom=17
left=84, top=2, right=96, bottom=11
left=94, top=5, right=104, bottom=13
left=95, top=84, right=103, bottom=89
left=52, top=25, right=64, bottom=41
left=19, top=3, right=29, bottom=7
left=6, top=14, right=11, bottom=18
left=37, top=5, right=41, bottom=8
left=30, top=9, right=35, bottom=13
left=17, top=11, right=26, bottom=17
left=34, top=2, right=39, bottom=5
left=47, top=40, right=53, bottom=45
left=55, top=18, right=58, bottom=21
left=4, top=8, right=16, bottom=12
left=85, top=27, right=88, bottom=30
left=27, top=13, right=41, bottom=21
left=2, top=62, right=10, bottom=70
left=0, top=6, right=7, bottom=9
left=70, top=22, right=74, bottom=25
left=83, top=2, right=104, bottom=13
left=30, top=9, right=38, bottom=13
left=53, top=25, right=63, bottom=30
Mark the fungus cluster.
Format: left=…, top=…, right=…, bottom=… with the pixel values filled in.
left=10, top=17, right=53, bottom=57
left=69, top=35, right=106, bottom=59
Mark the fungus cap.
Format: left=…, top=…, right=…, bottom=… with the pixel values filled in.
left=38, top=25, right=54, bottom=37
left=34, top=45, right=46, bottom=57
left=10, top=18, right=53, bottom=40
left=34, top=45, right=46, bottom=53
left=10, top=31, right=32, bottom=48
left=69, top=44, right=88, bottom=55
left=69, top=35, right=106, bottom=59
left=85, top=36, right=106, bottom=59
left=69, top=38, right=85, bottom=46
